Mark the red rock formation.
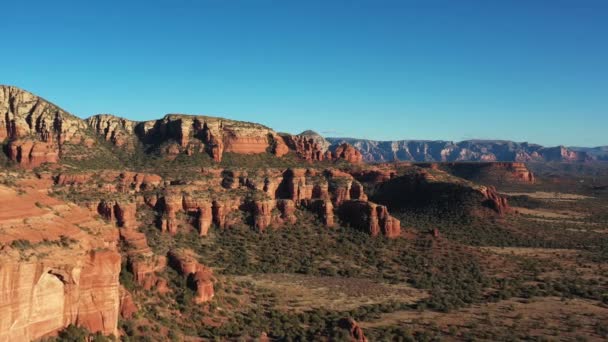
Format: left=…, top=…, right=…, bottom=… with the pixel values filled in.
left=212, top=200, right=226, bottom=229
left=338, top=318, right=368, bottom=342
left=263, top=175, right=284, bottom=199
left=124, top=172, right=164, bottom=190
left=97, top=200, right=115, bottom=222
left=168, top=250, right=200, bottom=276
left=253, top=200, right=275, bottom=231
left=280, top=168, right=315, bottom=204
left=421, top=162, right=535, bottom=184
left=7, top=140, right=59, bottom=168
left=338, top=200, right=401, bottom=238
left=161, top=192, right=183, bottom=234
left=305, top=199, right=335, bottom=227
left=0, top=180, right=123, bottom=340
left=432, top=228, right=440, bottom=238
left=271, top=134, right=289, bottom=157
left=223, top=133, right=269, bottom=154
left=128, top=256, right=167, bottom=291
left=1, top=86, right=92, bottom=168
left=276, top=199, right=297, bottom=225
left=282, top=134, right=326, bottom=162
left=331, top=143, right=363, bottom=164
left=376, top=205, right=401, bottom=238
left=119, top=224, right=167, bottom=290
left=197, top=203, right=213, bottom=236
left=480, top=186, right=510, bottom=215
left=327, top=172, right=356, bottom=206
left=119, top=287, right=137, bottom=319
left=349, top=181, right=368, bottom=202
left=167, top=250, right=214, bottom=304
left=96, top=200, right=137, bottom=228
left=87, top=114, right=137, bottom=148
left=192, top=266, right=215, bottom=304
left=350, top=168, right=396, bottom=183
left=0, top=251, right=121, bottom=341
left=56, top=173, right=94, bottom=186
left=114, top=201, right=137, bottom=228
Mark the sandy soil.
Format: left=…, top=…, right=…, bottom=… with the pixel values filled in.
left=234, top=273, right=428, bottom=312
left=360, top=297, right=608, bottom=341
left=503, top=191, right=592, bottom=201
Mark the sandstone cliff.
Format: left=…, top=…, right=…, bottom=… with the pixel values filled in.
left=1, top=86, right=368, bottom=168
left=0, top=179, right=120, bottom=341
left=0, top=85, right=93, bottom=167
left=49, top=165, right=401, bottom=239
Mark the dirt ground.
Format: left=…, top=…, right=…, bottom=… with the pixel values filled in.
left=360, top=296, right=608, bottom=341
left=233, top=274, right=428, bottom=312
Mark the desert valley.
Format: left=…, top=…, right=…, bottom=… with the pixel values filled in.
left=1, top=85, right=608, bottom=341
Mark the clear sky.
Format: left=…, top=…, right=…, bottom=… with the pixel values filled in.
left=1, top=0, right=607, bottom=146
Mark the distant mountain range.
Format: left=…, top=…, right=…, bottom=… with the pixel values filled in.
left=569, top=146, right=608, bottom=161
left=1, top=84, right=604, bottom=166
left=324, top=136, right=604, bottom=163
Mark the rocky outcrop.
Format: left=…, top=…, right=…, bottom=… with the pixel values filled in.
left=418, top=162, right=535, bottom=184
left=282, top=134, right=327, bottom=162
left=167, top=250, right=214, bottom=304
left=119, top=226, right=167, bottom=290
left=327, top=172, right=367, bottom=207
left=0, top=182, right=121, bottom=341
left=331, top=143, right=363, bottom=164
left=86, top=114, right=138, bottom=148
left=337, top=318, right=368, bottom=342
left=91, top=113, right=282, bottom=163
left=0, top=179, right=121, bottom=341
left=0, top=86, right=89, bottom=144
left=55, top=171, right=163, bottom=192
left=160, top=192, right=183, bottom=234
left=1, top=86, right=307, bottom=166
left=0, top=86, right=94, bottom=168
left=304, top=199, right=335, bottom=227
left=253, top=199, right=275, bottom=231
left=53, top=165, right=401, bottom=238
left=0, top=251, right=121, bottom=341
left=570, top=146, right=608, bottom=161
left=119, top=287, right=137, bottom=319
left=7, top=140, right=59, bottom=167
left=270, top=134, right=289, bottom=157
left=350, top=168, right=396, bottom=184
left=147, top=167, right=400, bottom=234
left=96, top=200, right=137, bottom=228
left=196, top=203, right=213, bottom=236
left=338, top=200, right=401, bottom=238
left=56, top=172, right=94, bottom=186
left=480, top=186, right=510, bottom=215
left=276, top=199, right=297, bottom=225
left=281, top=168, right=315, bottom=203
left=281, top=133, right=364, bottom=164
left=192, top=267, right=215, bottom=304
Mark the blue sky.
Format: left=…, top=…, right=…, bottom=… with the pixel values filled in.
left=1, top=0, right=607, bottom=146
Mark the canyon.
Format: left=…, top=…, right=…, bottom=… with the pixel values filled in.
left=4, top=85, right=602, bottom=341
